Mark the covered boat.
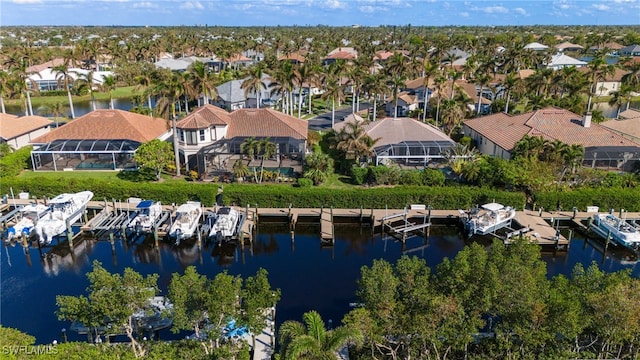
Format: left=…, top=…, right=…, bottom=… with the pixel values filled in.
left=127, top=200, right=163, bottom=235
left=5, top=203, right=50, bottom=242
left=590, top=213, right=640, bottom=252
left=34, top=191, right=94, bottom=245
left=209, top=207, right=239, bottom=240
left=168, top=201, right=202, bottom=244
left=461, top=203, right=516, bottom=236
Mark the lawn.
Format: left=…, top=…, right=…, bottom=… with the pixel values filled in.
left=5, top=86, right=138, bottom=108
left=18, top=170, right=186, bottom=184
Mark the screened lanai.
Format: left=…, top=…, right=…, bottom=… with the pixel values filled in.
left=583, top=146, right=640, bottom=171
left=31, top=139, right=140, bottom=171
left=374, top=140, right=456, bottom=166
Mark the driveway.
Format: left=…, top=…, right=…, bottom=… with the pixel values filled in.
left=308, top=102, right=370, bottom=131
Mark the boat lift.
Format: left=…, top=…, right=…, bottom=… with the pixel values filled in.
left=380, top=206, right=431, bottom=242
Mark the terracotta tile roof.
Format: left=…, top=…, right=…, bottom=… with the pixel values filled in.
left=555, top=42, right=584, bottom=50
left=364, top=117, right=454, bottom=147
left=404, top=76, right=434, bottom=90
left=577, top=67, right=627, bottom=81
left=226, top=54, right=252, bottom=63
left=601, top=118, right=640, bottom=139
left=325, top=51, right=356, bottom=60
left=464, top=107, right=640, bottom=152
left=26, top=58, right=82, bottom=73
left=518, top=69, right=535, bottom=79
left=1, top=114, right=52, bottom=140
left=226, top=108, right=307, bottom=140
left=176, top=105, right=230, bottom=129
left=31, top=109, right=169, bottom=144
left=278, top=53, right=306, bottom=63
left=619, top=109, right=640, bottom=120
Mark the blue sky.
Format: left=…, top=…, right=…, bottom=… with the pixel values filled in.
left=2, top=0, right=639, bottom=27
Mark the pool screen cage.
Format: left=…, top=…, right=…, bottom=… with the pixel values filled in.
left=31, top=139, right=140, bottom=171
left=583, top=146, right=640, bottom=171
left=373, top=140, right=456, bottom=166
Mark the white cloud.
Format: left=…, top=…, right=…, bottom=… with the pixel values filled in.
left=514, top=7, right=527, bottom=15
left=592, top=3, right=609, bottom=10
left=460, top=11, right=469, bottom=17
left=359, top=5, right=375, bottom=13
left=133, top=1, right=156, bottom=8
left=323, top=0, right=346, bottom=9
left=180, top=1, right=204, bottom=10
left=11, top=0, right=42, bottom=3
left=482, top=6, right=508, bottom=13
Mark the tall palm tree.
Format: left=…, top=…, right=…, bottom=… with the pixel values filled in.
left=100, top=74, right=117, bottom=110
left=240, top=137, right=260, bottom=164
left=0, top=70, right=9, bottom=113
left=608, top=83, right=633, bottom=117
left=321, top=73, right=345, bottom=128
left=73, top=70, right=97, bottom=111
left=187, top=60, right=218, bottom=106
left=278, top=310, right=362, bottom=360
left=52, top=61, right=76, bottom=119
left=386, top=73, right=406, bottom=119
left=362, top=72, right=386, bottom=122
left=241, top=63, right=267, bottom=109
left=133, top=66, right=155, bottom=111
left=475, top=73, right=492, bottom=116
left=39, top=101, right=68, bottom=127
left=585, top=52, right=615, bottom=114
left=258, top=138, right=277, bottom=183
left=152, top=70, right=185, bottom=176
left=421, top=60, right=439, bottom=121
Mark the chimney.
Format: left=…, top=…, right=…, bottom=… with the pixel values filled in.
left=582, top=112, right=592, bottom=128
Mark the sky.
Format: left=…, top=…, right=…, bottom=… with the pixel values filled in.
left=1, top=0, right=639, bottom=27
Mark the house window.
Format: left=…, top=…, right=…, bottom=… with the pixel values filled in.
left=199, top=129, right=205, bottom=141
left=185, top=131, right=197, bottom=145
left=179, top=130, right=185, bottom=142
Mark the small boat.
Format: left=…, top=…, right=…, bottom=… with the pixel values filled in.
left=127, top=200, right=163, bottom=235
left=168, top=201, right=202, bottom=244
left=209, top=207, right=239, bottom=240
left=460, top=202, right=516, bottom=237
left=5, top=203, right=50, bottom=242
left=590, top=213, right=640, bottom=252
left=34, top=191, right=94, bottom=245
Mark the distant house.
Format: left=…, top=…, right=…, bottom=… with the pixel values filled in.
left=577, top=67, right=627, bottom=96
left=25, top=58, right=110, bottom=91
left=620, top=44, right=640, bottom=57
left=462, top=107, right=640, bottom=171
left=323, top=47, right=357, bottom=65
left=175, top=106, right=308, bottom=175
left=333, top=115, right=457, bottom=167
left=545, top=53, right=587, bottom=70
left=29, top=110, right=170, bottom=171
left=524, top=42, right=549, bottom=51
left=588, top=42, right=624, bottom=55
left=601, top=115, right=640, bottom=143
left=554, top=42, right=584, bottom=52
left=278, top=52, right=306, bottom=64
left=385, top=92, right=419, bottom=117
left=0, top=113, right=52, bottom=149
left=214, top=74, right=279, bottom=111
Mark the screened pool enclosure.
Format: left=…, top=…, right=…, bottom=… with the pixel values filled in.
left=31, top=139, right=139, bottom=171
left=373, top=140, right=456, bottom=166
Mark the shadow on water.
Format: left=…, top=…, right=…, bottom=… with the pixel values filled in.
left=1, top=218, right=639, bottom=344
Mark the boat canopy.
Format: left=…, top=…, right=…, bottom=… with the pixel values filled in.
left=137, top=200, right=155, bottom=209
left=481, top=203, right=505, bottom=212
left=49, top=193, right=76, bottom=204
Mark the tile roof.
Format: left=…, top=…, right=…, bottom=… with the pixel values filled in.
left=226, top=108, right=308, bottom=140
left=601, top=118, right=640, bottom=139
left=176, top=105, right=230, bottom=129
left=278, top=53, right=306, bottom=63
left=555, top=42, right=584, bottom=50
left=364, top=118, right=454, bottom=147
left=619, top=109, right=640, bottom=120
left=464, top=107, right=640, bottom=152
left=30, top=110, right=169, bottom=144
left=577, top=67, right=628, bottom=82
left=26, top=58, right=82, bottom=73
left=325, top=51, right=356, bottom=60
left=1, top=114, right=52, bottom=140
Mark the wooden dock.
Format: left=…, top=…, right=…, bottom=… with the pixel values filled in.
left=512, top=211, right=568, bottom=247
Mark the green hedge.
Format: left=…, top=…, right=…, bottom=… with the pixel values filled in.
left=0, top=146, right=33, bottom=178
left=0, top=177, right=526, bottom=209
left=533, top=188, right=640, bottom=212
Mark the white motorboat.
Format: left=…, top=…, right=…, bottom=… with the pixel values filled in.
left=168, top=201, right=202, bottom=243
left=590, top=213, right=640, bottom=252
left=127, top=200, right=163, bottom=234
left=5, top=203, right=50, bottom=242
left=34, top=191, right=94, bottom=245
left=461, top=202, right=516, bottom=236
left=209, top=206, right=239, bottom=240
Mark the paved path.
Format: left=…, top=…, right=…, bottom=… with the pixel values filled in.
left=308, top=102, right=370, bottom=130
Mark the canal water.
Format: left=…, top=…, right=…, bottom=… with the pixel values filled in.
left=1, top=221, right=639, bottom=344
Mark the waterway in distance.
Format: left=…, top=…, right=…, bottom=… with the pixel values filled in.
left=1, top=221, right=639, bottom=344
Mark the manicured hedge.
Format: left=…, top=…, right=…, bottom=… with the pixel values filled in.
left=0, top=146, right=33, bottom=178
left=0, top=177, right=526, bottom=210
left=533, top=188, right=640, bottom=212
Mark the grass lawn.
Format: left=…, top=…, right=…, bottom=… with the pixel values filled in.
left=18, top=170, right=187, bottom=184
left=318, top=173, right=356, bottom=189
left=5, top=86, right=138, bottom=108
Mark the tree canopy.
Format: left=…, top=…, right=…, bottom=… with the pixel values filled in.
left=133, top=139, right=174, bottom=180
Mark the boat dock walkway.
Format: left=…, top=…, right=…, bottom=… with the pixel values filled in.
left=252, top=307, right=276, bottom=360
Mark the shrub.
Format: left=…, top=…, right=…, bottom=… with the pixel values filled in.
left=297, top=178, right=313, bottom=187
left=421, top=168, right=445, bottom=186
left=0, top=146, right=32, bottom=178
left=350, top=167, right=369, bottom=185
left=400, top=170, right=422, bottom=185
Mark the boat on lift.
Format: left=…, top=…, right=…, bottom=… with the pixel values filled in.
left=460, top=203, right=516, bottom=237
left=127, top=200, right=163, bottom=235
left=590, top=213, right=640, bottom=252
left=168, top=201, right=202, bottom=244
left=34, top=191, right=94, bottom=245
left=208, top=207, right=239, bottom=240
left=5, top=203, right=50, bottom=243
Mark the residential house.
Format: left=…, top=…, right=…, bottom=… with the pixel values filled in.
left=404, top=77, right=434, bottom=113
left=524, top=42, right=549, bottom=51
left=175, top=106, right=308, bottom=175
left=214, top=74, right=279, bottom=110
left=0, top=113, right=52, bottom=149
left=620, top=45, right=640, bottom=57
left=385, top=92, right=419, bottom=117
left=323, top=47, right=357, bottom=65
left=462, top=107, right=640, bottom=171
left=577, top=67, right=627, bottom=96
left=588, top=42, right=624, bottom=55
left=278, top=52, right=306, bottom=64
left=545, top=53, right=588, bottom=70
left=26, top=58, right=110, bottom=91
left=601, top=115, right=640, bottom=143
left=554, top=42, right=584, bottom=52
left=29, top=110, right=170, bottom=171
left=333, top=115, right=457, bottom=167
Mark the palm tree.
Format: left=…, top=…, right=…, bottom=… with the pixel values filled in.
left=133, top=66, right=155, bottom=111
left=303, top=152, right=335, bottom=186
left=439, top=98, right=464, bottom=136
left=258, top=138, right=277, bottom=183
left=562, top=144, right=585, bottom=174
left=421, top=60, right=439, bottom=121
left=151, top=70, right=185, bottom=176
left=585, top=52, right=615, bottom=114
left=608, top=83, right=633, bottom=117
left=39, top=101, right=68, bottom=127
left=100, top=75, right=117, bottom=110
left=278, top=310, right=362, bottom=360
left=52, top=62, right=76, bottom=119
left=386, top=73, right=406, bottom=119
left=474, top=73, right=492, bottom=116
left=0, top=70, right=9, bottom=113
left=187, top=60, right=218, bottom=106
left=241, top=63, right=267, bottom=109
left=240, top=136, right=260, bottom=164
left=321, top=73, right=345, bottom=128
left=362, top=72, right=386, bottom=122
left=73, top=70, right=97, bottom=111
left=335, top=121, right=379, bottom=163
